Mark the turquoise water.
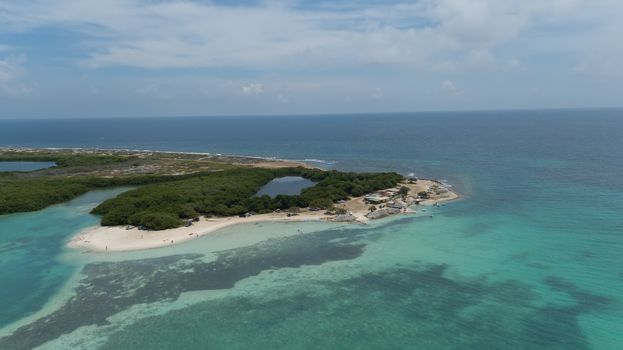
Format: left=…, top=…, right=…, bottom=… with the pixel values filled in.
left=0, top=161, right=55, bottom=172
left=255, top=176, right=316, bottom=197
left=0, top=110, right=622, bottom=349
left=0, top=188, right=131, bottom=330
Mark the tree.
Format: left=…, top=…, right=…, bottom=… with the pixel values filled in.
left=335, top=207, right=348, bottom=215
left=309, top=198, right=333, bottom=209
left=136, top=212, right=181, bottom=230
left=417, top=191, right=429, bottom=199
left=369, top=205, right=377, bottom=212
left=398, top=186, right=410, bottom=198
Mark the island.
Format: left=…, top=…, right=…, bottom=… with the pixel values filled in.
left=0, top=148, right=458, bottom=252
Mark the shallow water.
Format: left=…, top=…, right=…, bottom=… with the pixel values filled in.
left=0, top=110, right=622, bottom=349
left=0, top=161, right=55, bottom=172
left=0, top=188, right=131, bottom=329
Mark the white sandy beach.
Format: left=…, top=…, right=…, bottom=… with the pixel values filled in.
left=69, top=211, right=334, bottom=252
left=68, top=180, right=458, bottom=252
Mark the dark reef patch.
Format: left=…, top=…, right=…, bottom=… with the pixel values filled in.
left=460, top=221, right=497, bottom=237
left=508, top=251, right=530, bottom=262
left=516, top=276, right=615, bottom=350
left=97, top=266, right=613, bottom=350
left=527, top=262, right=551, bottom=270
left=579, top=250, right=596, bottom=260
left=0, top=225, right=368, bottom=350
left=0, top=220, right=616, bottom=350
left=544, top=275, right=614, bottom=313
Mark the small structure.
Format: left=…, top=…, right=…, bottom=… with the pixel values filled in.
left=366, top=208, right=401, bottom=220
left=332, top=214, right=357, bottom=222
left=405, top=196, right=417, bottom=205
left=377, top=189, right=397, bottom=197
left=388, top=199, right=407, bottom=209
left=385, top=188, right=400, bottom=196
left=364, top=194, right=390, bottom=204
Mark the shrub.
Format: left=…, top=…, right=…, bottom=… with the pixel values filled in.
left=308, top=198, right=334, bottom=209
left=399, top=186, right=410, bottom=197
left=136, top=212, right=181, bottom=230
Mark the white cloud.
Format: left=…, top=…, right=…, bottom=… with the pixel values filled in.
left=441, top=79, right=464, bottom=96
left=371, top=87, right=383, bottom=99
left=2, top=0, right=623, bottom=115
left=572, top=63, right=588, bottom=74
left=507, top=58, right=521, bottom=68
left=277, top=93, right=289, bottom=104
left=0, top=0, right=614, bottom=73
left=0, top=56, right=31, bottom=97
left=136, top=84, right=160, bottom=95
left=241, top=83, right=263, bottom=96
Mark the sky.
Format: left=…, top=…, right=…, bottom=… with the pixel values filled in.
left=0, top=0, right=622, bottom=118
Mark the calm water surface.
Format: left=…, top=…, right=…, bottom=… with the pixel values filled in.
left=0, top=161, right=55, bottom=172
left=255, top=176, right=316, bottom=197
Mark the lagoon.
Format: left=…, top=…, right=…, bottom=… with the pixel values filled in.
left=255, top=176, right=316, bottom=197
left=0, top=161, right=55, bottom=172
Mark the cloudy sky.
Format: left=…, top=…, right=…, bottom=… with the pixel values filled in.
left=0, top=0, right=622, bottom=118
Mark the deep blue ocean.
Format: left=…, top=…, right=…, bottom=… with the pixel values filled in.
left=0, top=109, right=622, bottom=349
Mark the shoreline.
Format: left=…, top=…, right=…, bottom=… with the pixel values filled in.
left=68, top=179, right=459, bottom=253
left=0, top=146, right=317, bottom=169
left=68, top=212, right=336, bottom=252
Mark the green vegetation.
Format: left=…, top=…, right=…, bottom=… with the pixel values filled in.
left=398, top=186, right=410, bottom=197
left=308, top=198, right=334, bottom=209
left=0, top=149, right=403, bottom=231
left=0, top=149, right=234, bottom=216
left=0, top=151, right=132, bottom=168
left=0, top=173, right=208, bottom=216
left=92, top=168, right=402, bottom=230
left=335, top=207, right=348, bottom=215
left=0, top=150, right=143, bottom=214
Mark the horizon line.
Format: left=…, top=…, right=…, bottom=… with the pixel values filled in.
left=1, top=106, right=622, bottom=121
